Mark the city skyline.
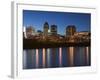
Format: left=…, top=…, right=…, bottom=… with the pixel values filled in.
left=23, top=10, right=91, bottom=35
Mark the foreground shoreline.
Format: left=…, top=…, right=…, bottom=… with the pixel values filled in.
left=23, top=39, right=90, bottom=49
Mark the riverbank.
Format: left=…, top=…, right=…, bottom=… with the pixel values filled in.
left=23, top=39, right=90, bottom=49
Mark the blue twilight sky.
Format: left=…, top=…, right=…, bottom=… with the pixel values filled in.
left=23, top=10, right=91, bottom=35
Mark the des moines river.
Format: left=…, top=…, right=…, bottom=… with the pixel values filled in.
left=23, top=46, right=90, bottom=69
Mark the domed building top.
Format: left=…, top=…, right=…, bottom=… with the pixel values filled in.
left=44, top=22, right=49, bottom=29
left=66, top=25, right=76, bottom=29
left=44, top=22, right=49, bottom=25
left=66, top=25, right=76, bottom=36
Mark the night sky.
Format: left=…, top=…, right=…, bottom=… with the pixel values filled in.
left=23, top=10, right=91, bottom=35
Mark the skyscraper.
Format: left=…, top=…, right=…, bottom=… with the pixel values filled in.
left=51, top=25, right=57, bottom=35
left=26, top=26, right=35, bottom=37
left=23, top=27, right=27, bottom=38
left=43, top=22, right=49, bottom=36
left=66, top=25, right=76, bottom=37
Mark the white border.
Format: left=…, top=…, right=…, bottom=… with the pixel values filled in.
left=11, top=1, right=97, bottom=78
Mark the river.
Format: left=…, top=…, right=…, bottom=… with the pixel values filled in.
left=23, top=46, right=90, bottom=69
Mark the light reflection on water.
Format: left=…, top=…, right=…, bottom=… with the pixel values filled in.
left=59, top=47, right=62, bottom=67
left=42, top=48, right=46, bottom=68
left=69, top=47, right=74, bottom=66
left=23, top=47, right=90, bottom=69
left=36, top=49, right=39, bottom=68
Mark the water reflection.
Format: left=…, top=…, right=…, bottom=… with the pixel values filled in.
left=69, top=47, right=74, bottom=67
left=42, top=48, right=46, bottom=68
left=23, top=46, right=90, bottom=69
left=23, top=50, right=27, bottom=69
left=85, top=47, right=90, bottom=65
left=59, top=47, right=62, bottom=67
left=47, top=48, right=51, bottom=67
left=36, top=49, right=39, bottom=68
left=86, top=47, right=89, bottom=65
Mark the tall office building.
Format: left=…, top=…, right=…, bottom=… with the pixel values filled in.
left=23, top=27, right=27, bottom=38
left=51, top=25, right=57, bottom=35
left=43, top=22, right=49, bottom=36
left=26, top=26, right=35, bottom=37
left=37, top=30, right=43, bottom=35
left=66, top=25, right=76, bottom=37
